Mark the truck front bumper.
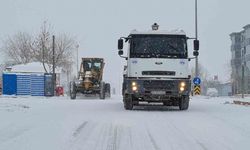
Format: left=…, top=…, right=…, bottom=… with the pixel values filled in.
left=124, top=79, right=191, bottom=101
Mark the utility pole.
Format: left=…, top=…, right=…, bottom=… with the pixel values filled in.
left=52, top=35, right=55, bottom=96
left=76, top=44, right=79, bottom=76
left=195, top=0, right=199, bottom=77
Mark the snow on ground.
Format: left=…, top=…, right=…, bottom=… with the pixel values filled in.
left=0, top=95, right=250, bottom=150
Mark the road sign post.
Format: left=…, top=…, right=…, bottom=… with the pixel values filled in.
left=194, top=85, right=201, bottom=95
left=193, top=77, right=201, bottom=95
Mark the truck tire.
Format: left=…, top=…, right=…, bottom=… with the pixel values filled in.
left=105, top=83, right=111, bottom=98
left=70, top=81, right=76, bottom=100
left=179, top=96, right=189, bottom=110
left=123, top=94, right=133, bottom=110
left=99, top=82, right=105, bottom=100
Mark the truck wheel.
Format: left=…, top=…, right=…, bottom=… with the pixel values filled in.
left=123, top=94, right=133, bottom=110
left=105, top=83, right=111, bottom=98
left=179, top=96, right=189, bottom=110
left=99, top=82, right=105, bottom=100
left=70, top=81, right=76, bottom=100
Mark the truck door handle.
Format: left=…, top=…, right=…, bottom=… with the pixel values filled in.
left=155, top=62, right=163, bottom=65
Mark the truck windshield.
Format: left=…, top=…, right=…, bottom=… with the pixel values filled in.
left=130, top=35, right=187, bottom=58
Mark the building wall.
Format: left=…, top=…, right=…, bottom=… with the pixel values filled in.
left=230, top=32, right=242, bottom=94
left=230, top=25, right=250, bottom=95
left=218, top=83, right=232, bottom=96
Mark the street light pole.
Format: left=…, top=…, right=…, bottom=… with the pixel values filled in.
left=241, top=63, right=244, bottom=98
left=241, top=47, right=245, bottom=98
left=195, top=0, right=199, bottom=77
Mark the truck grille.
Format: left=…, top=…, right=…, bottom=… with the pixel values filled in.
left=142, top=71, right=176, bottom=76
left=143, top=80, right=176, bottom=90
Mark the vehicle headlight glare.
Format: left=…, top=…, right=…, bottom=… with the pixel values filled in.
left=181, top=82, right=186, bottom=87
left=180, top=87, right=185, bottom=92
left=132, top=82, right=137, bottom=86
left=132, top=86, right=138, bottom=91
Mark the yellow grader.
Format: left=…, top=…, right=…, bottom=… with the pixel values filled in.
left=70, top=58, right=110, bottom=99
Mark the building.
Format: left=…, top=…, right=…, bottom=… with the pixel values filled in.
left=217, top=82, right=232, bottom=96
left=230, top=24, right=250, bottom=94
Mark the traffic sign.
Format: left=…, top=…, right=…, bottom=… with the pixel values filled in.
left=193, top=77, right=201, bottom=85
left=194, top=85, right=201, bottom=95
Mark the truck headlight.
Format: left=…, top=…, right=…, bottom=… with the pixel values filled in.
left=180, top=82, right=186, bottom=87
left=131, top=81, right=138, bottom=91
left=132, top=86, right=138, bottom=91
left=179, top=82, right=186, bottom=92
left=180, top=87, right=185, bottom=92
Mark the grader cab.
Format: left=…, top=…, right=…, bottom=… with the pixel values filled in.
left=70, top=58, right=110, bottom=99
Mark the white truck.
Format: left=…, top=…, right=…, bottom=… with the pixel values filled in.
left=118, top=23, right=199, bottom=110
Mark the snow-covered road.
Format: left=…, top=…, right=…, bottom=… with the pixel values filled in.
left=0, top=96, right=249, bottom=150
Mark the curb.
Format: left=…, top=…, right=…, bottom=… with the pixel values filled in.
left=233, top=100, right=250, bottom=106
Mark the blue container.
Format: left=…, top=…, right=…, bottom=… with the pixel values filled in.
left=3, top=73, right=48, bottom=96
left=16, top=74, right=31, bottom=95
left=31, top=74, right=45, bottom=96
left=2, top=73, right=17, bottom=95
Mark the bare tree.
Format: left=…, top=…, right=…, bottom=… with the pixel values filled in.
left=33, top=21, right=76, bottom=72
left=53, top=33, right=76, bottom=71
left=1, top=32, right=34, bottom=65
left=32, top=21, right=53, bottom=72
left=1, top=21, right=77, bottom=74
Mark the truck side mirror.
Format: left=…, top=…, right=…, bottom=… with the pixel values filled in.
left=118, top=50, right=123, bottom=55
left=194, top=40, right=199, bottom=51
left=118, top=39, right=123, bottom=50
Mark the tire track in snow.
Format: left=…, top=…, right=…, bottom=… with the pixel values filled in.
left=93, top=124, right=110, bottom=150
left=106, top=125, right=118, bottom=150
left=68, top=121, right=97, bottom=150
left=167, top=119, right=210, bottom=150
left=128, top=127, right=133, bottom=149
left=195, top=141, right=209, bottom=150
left=147, top=130, right=160, bottom=150
left=163, top=115, right=232, bottom=150
left=73, top=121, right=88, bottom=137
left=0, top=125, right=32, bottom=144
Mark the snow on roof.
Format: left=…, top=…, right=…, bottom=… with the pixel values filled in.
left=243, top=24, right=250, bottom=30
left=8, top=62, right=61, bottom=73
left=130, top=29, right=186, bottom=36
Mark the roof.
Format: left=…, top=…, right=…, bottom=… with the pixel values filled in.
left=230, top=32, right=242, bottom=37
left=130, top=29, right=186, bottom=36
left=243, top=24, right=250, bottom=30
left=7, top=62, right=61, bottom=74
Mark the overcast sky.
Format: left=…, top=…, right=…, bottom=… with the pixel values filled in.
left=1, top=0, right=250, bottom=91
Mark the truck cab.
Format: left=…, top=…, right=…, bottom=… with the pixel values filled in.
left=118, top=23, right=199, bottom=110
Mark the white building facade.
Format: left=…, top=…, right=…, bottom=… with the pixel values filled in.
left=230, top=25, right=250, bottom=94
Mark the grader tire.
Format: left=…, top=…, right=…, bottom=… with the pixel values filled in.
left=70, top=82, right=77, bottom=100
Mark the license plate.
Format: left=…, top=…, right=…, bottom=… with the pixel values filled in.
left=151, top=91, right=165, bottom=95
